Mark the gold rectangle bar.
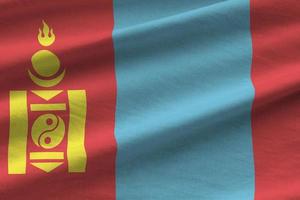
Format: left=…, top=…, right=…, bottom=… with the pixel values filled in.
left=30, top=152, right=64, bottom=160
left=30, top=103, right=66, bottom=111
left=67, top=90, right=87, bottom=173
left=8, top=91, right=28, bottom=174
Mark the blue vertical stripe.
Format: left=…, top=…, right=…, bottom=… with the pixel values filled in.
left=113, top=0, right=254, bottom=199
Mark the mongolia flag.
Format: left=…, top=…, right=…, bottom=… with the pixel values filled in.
left=0, top=0, right=299, bottom=199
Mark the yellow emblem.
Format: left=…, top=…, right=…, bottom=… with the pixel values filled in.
left=8, top=20, right=87, bottom=174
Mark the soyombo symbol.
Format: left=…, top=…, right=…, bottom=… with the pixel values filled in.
left=8, top=21, right=87, bottom=174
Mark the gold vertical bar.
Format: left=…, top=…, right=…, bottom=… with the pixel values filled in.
left=67, top=90, right=87, bottom=172
left=8, top=91, right=28, bottom=174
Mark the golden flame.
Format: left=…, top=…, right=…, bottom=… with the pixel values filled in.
left=38, top=20, right=55, bottom=47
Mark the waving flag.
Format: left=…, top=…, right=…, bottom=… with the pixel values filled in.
left=0, top=0, right=299, bottom=199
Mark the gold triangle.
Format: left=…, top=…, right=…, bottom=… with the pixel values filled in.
left=31, top=90, right=63, bottom=101
left=31, top=162, right=63, bottom=173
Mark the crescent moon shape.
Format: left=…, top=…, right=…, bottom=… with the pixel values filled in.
left=28, top=69, right=65, bottom=88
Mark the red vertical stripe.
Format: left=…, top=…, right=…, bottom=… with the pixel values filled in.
left=251, top=1, right=300, bottom=199
left=0, top=1, right=116, bottom=199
